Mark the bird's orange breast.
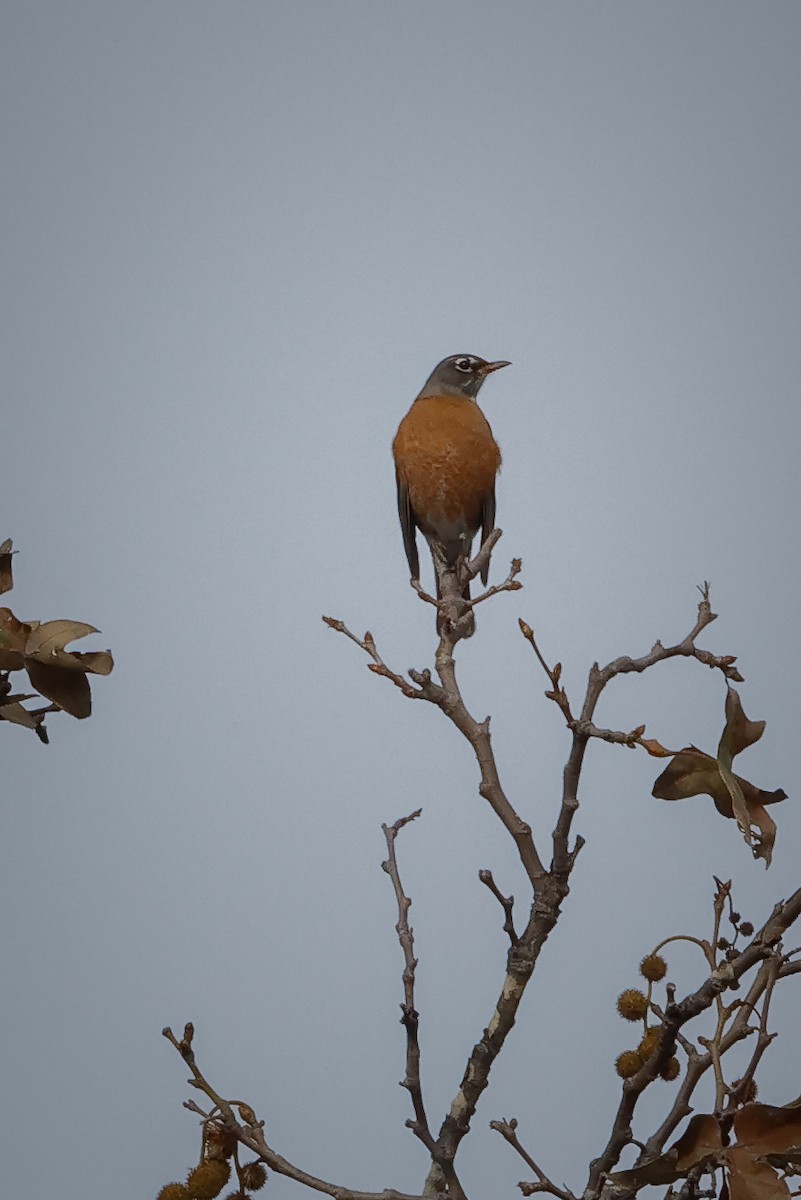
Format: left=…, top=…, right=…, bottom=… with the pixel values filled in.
left=392, top=393, right=501, bottom=534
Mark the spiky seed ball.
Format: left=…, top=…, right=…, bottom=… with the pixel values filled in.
left=241, top=1163, right=268, bottom=1191
left=637, top=1026, right=662, bottom=1058
left=186, top=1159, right=231, bottom=1199
left=739, top=922, right=754, bottom=937
left=617, top=989, right=649, bottom=1021
left=615, top=1050, right=644, bottom=1079
left=157, top=1185, right=191, bottom=1200
left=640, top=954, right=667, bottom=982
left=660, top=1057, right=680, bottom=1082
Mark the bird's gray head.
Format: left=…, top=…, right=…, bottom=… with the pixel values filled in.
left=417, top=354, right=511, bottom=400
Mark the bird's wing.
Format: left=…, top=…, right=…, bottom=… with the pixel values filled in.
left=395, top=471, right=420, bottom=580
left=480, top=488, right=496, bottom=585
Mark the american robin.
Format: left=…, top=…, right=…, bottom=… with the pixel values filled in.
left=392, top=354, right=509, bottom=636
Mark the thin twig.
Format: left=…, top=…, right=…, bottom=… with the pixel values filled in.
left=490, top=1118, right=577, bottom=1200
left=479, top=870, right=519, bottom=946
left=719, top=956, right=780, bottom=1120
left=322, top=617, right=427, bottom=699
left=518, top=621, right=575, bottom=725
left=568, top=720, right=647, bottom=747
left=381, top=811, right=436, bottom=1154
left=469, top=557, right=523, bottom=611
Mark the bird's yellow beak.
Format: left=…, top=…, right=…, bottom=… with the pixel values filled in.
left=481, top=360, right=511, bottom=375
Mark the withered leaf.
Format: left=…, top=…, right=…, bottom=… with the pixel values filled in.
left=1, top=608, right=113, bottom=724
left=609, top=1114, right=723, bottom=1187
left=0, top=699, right=42, bottom=729
left=734, top=1100, right=801, bottom=1156
left=726, top=1145, right=790, bottom=1200
left=24, top=620, right=112, bottom=719
left=640, top=737, right=675, bottom=758
left=763, top=1149, right=801, bottom=1170
left=0, top=607, right=30, bottom=669
left=722, top=686, right=767, bottom=757
left=0, top=689, right=36, bottom=707
left=652, top=688, right=787, bottom=866
left=70, top=650, right=114, bottom=676
left=674, top=1113, right=726, bottom=1169
left=614, top=1103, right=801, bottom=1200
left=718, top=687, right=768, bottom=857
left=25, top=661, right=92, bottom=719
left=0, top=539, right=13, bottom=595
left=25, top=619, right=100, bottom=662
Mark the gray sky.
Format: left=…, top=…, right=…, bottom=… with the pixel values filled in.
left=2, top=3, right=801, bottom=1197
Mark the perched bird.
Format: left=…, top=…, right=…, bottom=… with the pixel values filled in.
left=392, top=354, right=508, bottom=636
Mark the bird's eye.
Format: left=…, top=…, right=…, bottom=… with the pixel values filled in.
left=454, top=357, right=475, bottom=372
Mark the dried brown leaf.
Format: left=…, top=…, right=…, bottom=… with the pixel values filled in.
left=71, top=650, right=114, bottom=676
left=0, top=699, right=42, bottom=729
left=0, top=539, right=13, bottom=595
left=613, top=1105, right=801, bottom=1200
left=0, top=689, right=36, bottom=706
left=748, top=805, right=778, bottom=868
left=726, top=1145, right=789, bottom=1200
left=25, top=619, right=100, bottom=661
left=25, top=661, right=92, bottom=719
left=0, top=607, right=31, bottom=668
left=652, top=746, right=720, bottom=801
left=717, top=687, right=763, bottom=847
left=763, top=1148, right=801, bottom=1169
left=674, top=1114, right=725, bottom=1168
left=0, top=614, right=113, bottom=720
left=722, top=686, right=767, bottom=757
left=607, top=1153, right=685, bottom=1188
left=640, top=737, right=675, bottom=758
left=734, top=1101, right=801, bottom=1156
left=652, top=688, right=787, bottom=865
left=609, top=1114, right=723, bottom=1188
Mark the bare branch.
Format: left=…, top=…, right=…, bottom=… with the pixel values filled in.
left=163, top=1026, right=428, bottom=1200
left=420, top=636, right=547, bottom=884
left=323, top=617, right=427, bottom=699
left=328, top=581, right=783, bottom=1197
left=719, top=956, right=780, bottom=1120
left=469, top=557, right=524, bottom=612
left=551, top=586, right=732, bottom=876
left=410, top=577, right=439, bottom=612
left=381, top=811, right=436, bottom=1154
left=465, top=528, right=504, bottom=585
left=591, top=584, right=740, bottom=688
left=490, top=1117, right=577, bottom=1200
left=569, top=721, right=647, bottom=748
left=519, top=621, right=575, bottom=725
left=479, top=869, right=519, bottom=946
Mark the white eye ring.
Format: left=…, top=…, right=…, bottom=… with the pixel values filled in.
left=454, top=357, right=474, bottom=372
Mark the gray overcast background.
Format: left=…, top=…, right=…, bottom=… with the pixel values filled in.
left=2, top=4, right=801, bottom=1198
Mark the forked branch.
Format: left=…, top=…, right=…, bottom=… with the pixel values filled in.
left=162, top=1024, right=428, bottom=1200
